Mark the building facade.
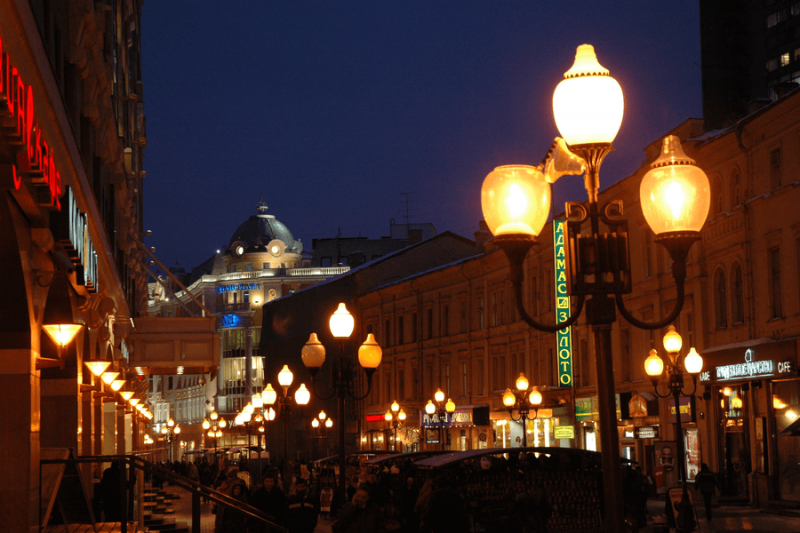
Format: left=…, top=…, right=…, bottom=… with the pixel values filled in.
left=358, top=90, right=800, bottom=507
left=0, top=1, right=148, bottom=530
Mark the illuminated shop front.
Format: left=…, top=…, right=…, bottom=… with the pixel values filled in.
left=422, top=405, right=489, bottom=451
left=700, top=339, right=798, bottom=504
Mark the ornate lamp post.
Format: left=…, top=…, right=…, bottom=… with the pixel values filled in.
left=425, top=389, right=455, bottom=451
left=384, top=401, right=407, bottom=452
left=502, top=373, right=543, bottom=448
left=301, top=302, right=383, bottom=503
left=262, top=365, right=310, bottom=489
left=311, top=411, right=334, bottom=458
left=644, top=325, right=703, bottom=532
left=479, top=44, right=711, bottom=532
left=161, top=418, right=180, bottom=462
left=202, top=411, right=227, bottom=458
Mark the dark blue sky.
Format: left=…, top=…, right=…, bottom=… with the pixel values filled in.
left=142, top=1, right=701, bottom=269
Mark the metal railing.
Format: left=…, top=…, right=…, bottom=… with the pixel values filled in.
left=40, top=452, right=287, bottom=533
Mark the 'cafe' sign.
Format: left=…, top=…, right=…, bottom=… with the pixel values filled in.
left=699, top=348, right=794, bottom=383
left=0, top=37, right=63, bottom=209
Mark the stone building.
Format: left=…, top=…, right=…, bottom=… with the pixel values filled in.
left=0, top=1, right=148, bottom=530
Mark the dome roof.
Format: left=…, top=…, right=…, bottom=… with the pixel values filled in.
left=228, top=199, right=302, bottom=254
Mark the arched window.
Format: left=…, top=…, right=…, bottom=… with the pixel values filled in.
left=731, top=168, right=741, bottom=208
left=713, top=175, right=724, bottom=215
left=732, top=263, right=744, bottom=323
left=715, top=268, right=728, bottom=329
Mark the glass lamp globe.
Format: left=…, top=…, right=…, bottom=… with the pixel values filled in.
left=312, top=418, right=320, bottom=428
left=167, top=419, right=175, bottom=428
left=445, top=398, right=456, bottom=414
left=358, top=334, right=383, bottom=369
left=663, top=325, right=683, bottom=354
left=683, top=347, right=703, bottom=374
left=219, top=418, right=227, bottom=428
left=325, top=418, right=333, bottom=428
left=329, top=303, right=355, bottom=338
left=262, top=384, right=278, bottom=406
left=295, top=383, right=311, bottom=405
left=42, top=323, right=83, bottom=348
left=502, top=388, right=516, bottom=408
left=267, top=408, right=276, bottom=421
left=529, top=389, right=543, bottom=406
left=640, top=136, right=711, bottom=235
left=278, top=365, right=294, bottom=388
left=319, top=410, right=327, bottom=420
left=85, top=359, right=111, bottom=378
left=552, top=44, right=624, bottom=147
left=252, top=393, right=264, bottom=409
left=398, top=410, right=407, bottom=421
left=119, top=390, right=134, bottom=401
left=434, top=388, right=445, bottom=403
left=173, top=426, right=180, bottom=435
left=203, top=419, right=210, bottom=430
left=302, top=333, right=326, bottom=369
left=516, top=372, right=529, bottom=392
left=481, top=165, right=551, bottom=237
left=210, top=411, right=218, bottom=421
left=644, top=349, right=665, bottom=377
left=391, top=401, right=400, bottom=413
left=425, top=400, right=436, bottom=416
left=385, top=411, right=393, bottom=422
left=101, top=371, right=120, bottom=385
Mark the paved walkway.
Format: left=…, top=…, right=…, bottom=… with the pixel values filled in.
left=642, top=498, right=800, bottom=533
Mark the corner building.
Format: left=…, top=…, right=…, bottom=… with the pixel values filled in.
left=0, top=1, right=147, bottom=531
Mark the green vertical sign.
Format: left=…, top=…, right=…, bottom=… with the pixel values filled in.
left=554, top=219, right=573, bottom=387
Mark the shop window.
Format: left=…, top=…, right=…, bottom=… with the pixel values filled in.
left=714, top=268, right=728, bottom=329
left=732, top=264, right=744, bottom=323
left=770, top=247, right=784, bottom=318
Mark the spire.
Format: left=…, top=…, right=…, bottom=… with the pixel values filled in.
left=257, top=192, right=269, bottom=214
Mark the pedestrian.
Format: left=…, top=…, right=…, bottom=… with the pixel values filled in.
left=332, top=485, right=384, bottom=533
left=516, top=485, right=553, bottom=533
left=215, top=476, right=249, bottom=533
left=286, top=477, right=318, bottom=533
left=423, top=473, right=469, bottom=533
left=100, top=461, right=122, bottom=521
left=695, top=463, right=719, bottom=521
left=251, top=472, right=288, bottom=530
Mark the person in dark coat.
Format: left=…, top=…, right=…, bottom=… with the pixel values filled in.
left=215, top=477, right=249, bottom=533
left=332, top=485, right=385, bottom=533
left=100, top=461, right=122, bottom=521
left=694, top=463, right=719, bottom=520
left=250, top=472, right=287, bottom=530
left=286, top=477, right=318, bottom=533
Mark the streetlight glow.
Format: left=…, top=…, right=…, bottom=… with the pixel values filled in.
left=358, top=334, right=382, bottom=369
left=481, top=165, right=551, bottom=238
left=329, top=303, right=355, bottom=338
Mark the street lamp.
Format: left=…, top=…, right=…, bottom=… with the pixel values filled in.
left=425, top=389, right=455, bottom=451
left=262, top=365, right=309, bottom=488
left=479, top=44, right=711, bottom=533
left=301, top=303, right=382, bottom=504
left=644, top=325, right=703, bottom=532
left=385, top=401, right=407, bottom=452
left=311, top=411, right=334, bottom=458
left=202, top=411, right=227, bottom=458
left=502, top=373, right=543, bottom=447
left=161, top=419, right=180, bottom=462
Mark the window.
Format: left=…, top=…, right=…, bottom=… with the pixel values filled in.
left=426, top=308, right=433, bottom=339
left=479, top=298, right=485, bottom=330
left=168, top=376, right=173, bottom=390
left=715, top=268, right=728, bottom=329
left=384, top=319, right=391, bottom=347
left=398, top=370, right=405, bottom=401
left=768, top=57, right=780, bottom=72
left=262, top=262, right=270, bottom=270
left=731, top=168, right=741, bottom=208
left=243, top=291, right=250, bottom=303
left=442, top=305, right=449, bottom=336
left=232, top=292, right=238, bottom=304
left=462, top=362, right=468, bottom=397
left=782, top=52, right=791, bottom=67
left=733, top=264, right=744, bottom=323
left=397, top=316, right=404, bottom=345
left=770, top=247, right=784, bottom=318
left=771, top=148, right=782, bottom=189
left=244, top=262, right=253, bottom=272
left=411, top=313, right=418, bottom=342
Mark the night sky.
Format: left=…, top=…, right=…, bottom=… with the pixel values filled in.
left=141, top=1, right=701, bottom=270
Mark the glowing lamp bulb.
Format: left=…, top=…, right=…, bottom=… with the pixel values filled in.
left=295, top=383, right=311, bottom=406
left=663, top=325, right=683, bottom=354
left=529, top=389, right=543, bottom=406
left=516, top=373, right=529, bottom=392
left=644, top=349, right=664, bottom=378
left=481, top=165, right=551, bottom=237
left=425, top=400, right=436, bottom=416
left=445, top=398, right=456, bottom=414
left=278, top=365, right=294, bottom=388
left=683, top=348, right=703, bottom=374
left=262, top=383, right=278, bottom=406
left=503, top=388, right=517, bottom=408
left=329, top=303, right=355, bottom=338
left=358, top=334, right=382, bottom=369
left=434, top=388, right=445, bottom=403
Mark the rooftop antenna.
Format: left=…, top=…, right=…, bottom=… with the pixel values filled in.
left=400, top=191, right=417, bottom=239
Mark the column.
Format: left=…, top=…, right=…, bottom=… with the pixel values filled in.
left=245, top=327, right=253, bottom=398
left=116, top=404, right=126, bottom=455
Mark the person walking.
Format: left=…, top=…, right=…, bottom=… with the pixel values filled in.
left=695, top=463, right=719, bottom=521
left=215, top=475, right=249, bottom=533
left=332, top=485, right=384, bottom=533
left=251, top=472, right=288, bottom=530
left=286, top=477, right=318, bottom=533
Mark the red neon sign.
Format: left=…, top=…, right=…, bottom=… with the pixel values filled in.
left=0, top=36, right=62, bottom=210
left=365, top=414, right=385, bottom=422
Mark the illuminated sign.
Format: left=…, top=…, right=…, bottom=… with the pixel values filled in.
left=52, top=186, right=98, bottom=291
left=554, top=425, right=575, bottom=439
left=0, top=37, right=62, bottom=209
left=554, top=219, right=573, bottom=387
left=421, top=410, right=473, bottom=427
left=635, top=426, right=659, bottom=439
left=365, top=414, right=385, bottom=422
left=699, top=348, right=794, bottom=382
left=669, top=396, right=694, bottom=423
left=218, top=283, right=261, bottom=293
left=220, top=314, right=241, bottom=328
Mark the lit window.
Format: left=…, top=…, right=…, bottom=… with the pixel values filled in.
left=782, top=53, right=791, bottom=67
